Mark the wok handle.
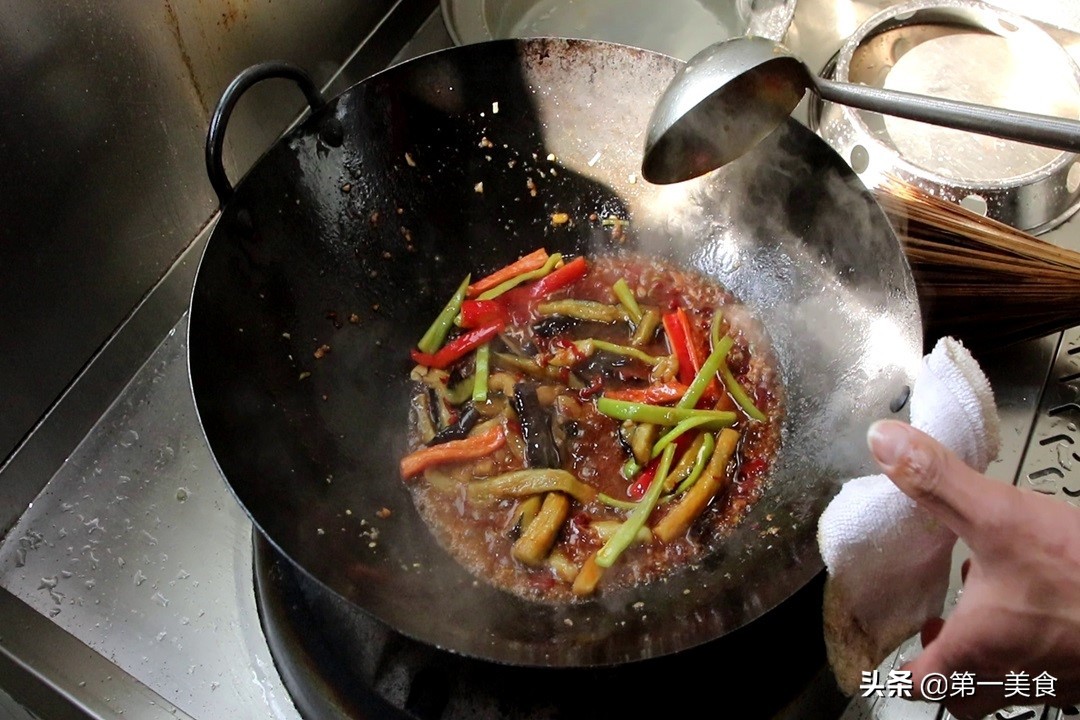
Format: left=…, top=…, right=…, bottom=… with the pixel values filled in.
left=205, top=61, right=326, bottom=207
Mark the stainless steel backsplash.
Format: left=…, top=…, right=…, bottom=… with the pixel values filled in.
left=0, top=0, right=399, bottom=465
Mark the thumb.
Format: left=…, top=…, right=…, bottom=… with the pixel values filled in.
left=866, top=420, right=1010, bottom=552
left=902, top=629, right=963, bottom=701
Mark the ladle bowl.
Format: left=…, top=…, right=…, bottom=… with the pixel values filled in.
left=643, top=36, right=1080, bottom=184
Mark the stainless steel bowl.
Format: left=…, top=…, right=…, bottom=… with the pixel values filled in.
left=441, top=0, right=797, bottom=61
left=808, top=0, right=1080, bottom=233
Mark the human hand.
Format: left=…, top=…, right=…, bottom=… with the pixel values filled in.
left=867, top=419, right=1080, bottom=719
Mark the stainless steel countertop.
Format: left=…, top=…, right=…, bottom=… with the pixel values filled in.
left=2, top=2, right=1079, bottom=719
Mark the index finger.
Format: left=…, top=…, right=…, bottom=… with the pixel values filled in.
left=867, top=420, right=1013, bottom=551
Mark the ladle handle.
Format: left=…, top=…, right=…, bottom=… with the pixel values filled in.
left=814, top=77, right=1080, bottom=155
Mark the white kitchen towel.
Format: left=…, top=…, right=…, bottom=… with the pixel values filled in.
left=817, top=336, right=1000, bottom=695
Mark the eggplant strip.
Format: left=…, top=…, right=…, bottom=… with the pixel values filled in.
left=512, top=495, right=543, bottom=533
left=423, top=468, right=458, bottom=493
left=662, top=432, right=706, bottom=492
left=629, top=422, right=660, bottom=465
left=413, top=366, right=476, bottom=409
left=548, top=549, right=579, bottom=583
left=428, top=404, right=481, bottom=445
left=572, top=553, right=605, bottom=596
left=445, top=377, right=475, bottom=406
left=512, top=492, right=570, bottom=565
left=492, top=352, right=567, bottom=383
left=411, top=393, right=437, bottom=444
left=541, top=339, right=662, bottom=370
left=590, top=520, right=652, bottom=545
left=467, top=469, right=597, bottom=504
left=630, top=308, right=661, bottom=347
left=573, top=339, right=661, bottom=366
left=511, top=382, right=561, bottom=468
left=486, top=371, right=517, bottom=397
left=653, top=428, right=739, bottom=543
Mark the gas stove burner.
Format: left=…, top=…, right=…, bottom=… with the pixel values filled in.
left=252, top=533, right=846, bottom=720
left=808, top=0, right=1080, bottom=233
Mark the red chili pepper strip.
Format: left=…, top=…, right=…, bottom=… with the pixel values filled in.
left=410, top=322, right=503, bottom=369
left=676, top=308, right=708, bottom=374
left=467, top=249, right=549, bottom=297
left=604, top=382, right=689, bottom=405
left=524, top=256, right=588, bottom=300
left=458, top=299, right=509, bottom=329
left=625, top=431, right=695, bottom=499
left=662, top=311, right=696, bottom=386
left=670, top=308, right=719, bottom=406
left=678, top=308, right=717, bottom=399
left=627, top=461, right=658, bottom=501
left=498, top=256, right=589, bottom=325
left=400, top=423, right=506, bottom=479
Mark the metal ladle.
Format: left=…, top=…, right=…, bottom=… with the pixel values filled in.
left=642, top=36, right=1080, bottom=184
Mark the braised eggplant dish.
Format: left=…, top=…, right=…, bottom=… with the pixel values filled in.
left=402, top=249, right=783, bottom=603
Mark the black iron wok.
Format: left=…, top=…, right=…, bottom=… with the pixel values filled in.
left=189, top=38, right=922, bottom=667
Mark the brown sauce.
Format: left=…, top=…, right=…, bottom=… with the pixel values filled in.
left=404, top=253, right=783, bottom=603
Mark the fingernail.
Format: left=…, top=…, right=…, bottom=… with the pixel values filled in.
left=867, top=420, right=910, bottom=467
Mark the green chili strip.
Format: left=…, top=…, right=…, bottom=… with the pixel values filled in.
left=574, top=339, right=661, bottom=366
left=710, top=309, right=725, bottom=349
left=612, top=278, right=643, bottom=323
left=598, top=492, right=638, bottom=511
left=711, top=310, right=766, bottom=421
left=677, top=336, right=733, bottom=409
left=596, top=443, right=676, bottom=568
left=623, top=416, right=711, bottom=480
left=652, top=416, right=717, bottom=457
left=662, top=433, right=706, bottom=491
left=445, top=376, right=474, bottom=405
left=595, top=397, right=736, bottom=430
left=720, top=361, right=767, bottom=421
left=706, top=309, right=766, bottom=421
left=671, top=432, right=716, bottom=495
left=537, top=300, right=627, bottom=323
left=492, top=352, right=566, bottom=383
left=417, top=275, right=470, bottom=353
left=472, top=344, right=490, bottom=403
left=477, top=254, right=562, bottom=300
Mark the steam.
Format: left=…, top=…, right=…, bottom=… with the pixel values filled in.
left=635, top=121, right=922, bottom=484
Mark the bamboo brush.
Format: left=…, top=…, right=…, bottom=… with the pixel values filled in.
left=872, top=178, right=1080, bottom=349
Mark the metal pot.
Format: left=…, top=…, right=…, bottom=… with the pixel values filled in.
left=189, top=38, right=921, bottom=668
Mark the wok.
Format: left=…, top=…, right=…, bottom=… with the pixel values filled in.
left=189, top=38, right=922, bottom=667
